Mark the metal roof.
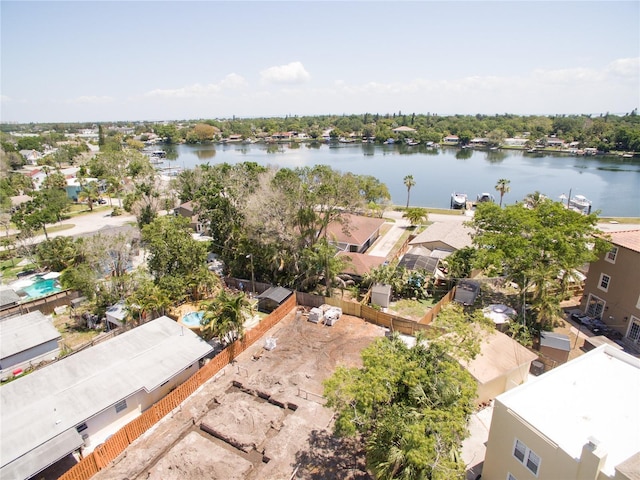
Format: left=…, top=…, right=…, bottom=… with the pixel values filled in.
left=256, top=286, right=293, bottom=304
left=0, top=316, right=212, bottom=479
left=540, top=331, right=571, bottom=351
left=0, top=311, right=61, bottom=360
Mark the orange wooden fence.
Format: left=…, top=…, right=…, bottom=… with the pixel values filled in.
left=58, top=294, right=296, bottom=480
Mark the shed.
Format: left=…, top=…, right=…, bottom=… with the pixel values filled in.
left=371, top=284, right=391, bottom=308
left=454, top=281, right=480, bottom=306
left=539, top=332, right=571, bottom=365
left=0, top=289, right=21, bottom=312
left=256, top=287, right=293, bottom=313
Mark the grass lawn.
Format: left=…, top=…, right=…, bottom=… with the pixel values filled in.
left=390, top=297, right=439, bottom=319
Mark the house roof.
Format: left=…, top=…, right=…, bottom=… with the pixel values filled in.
left=256, top=286, right=293, bottom=304
left=461, top=330, right=538, bottom=384
left=454, top=280, right=480, bottom=306
left=392, top=126, right=416, bottom=133
left=0, top=316, right=213, bottom=480
left=496, top=345, right=640, bottom=478
left=336, top=252, right=386, bottom=277
left=0, top=289, right=21, bottom=308
left=409, top=221, right=473, bottom=251
left=605, top=229, right=640, bottom=253
left=0, top=311, right=61, bottom=361
left=10, top=194, right=32, bottom=207
left=325, top=214, right=386, bottom=247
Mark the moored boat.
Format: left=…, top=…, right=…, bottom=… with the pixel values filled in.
left=569, top=194, right=592, bottom=214
left=451, top=192, right=467, bottom=209
left=476, top=192, right=495, bottom=203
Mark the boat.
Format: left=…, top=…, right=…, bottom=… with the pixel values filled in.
left=450, top=192, right=467, bottom=209
left=476, top=192, right=495, bottom=203
left=569, top=194, right=592, bottom=214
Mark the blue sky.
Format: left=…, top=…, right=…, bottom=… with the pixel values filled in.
left=1, top=1, right=638, bottom=123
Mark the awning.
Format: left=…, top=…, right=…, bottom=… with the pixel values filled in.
left=42, top=272, right=61, bottom=280
left=0, top=428, right=83, bottom=480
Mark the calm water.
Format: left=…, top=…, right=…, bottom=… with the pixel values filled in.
left=157, top=143, right=640, bottom=217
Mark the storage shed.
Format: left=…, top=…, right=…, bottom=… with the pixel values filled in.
left=256, top=287, right=293, bottom=313
left=371, top=284, right=392, bottom=308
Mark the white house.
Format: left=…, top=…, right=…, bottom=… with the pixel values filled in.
left=0, top=311, right=61, bottom=378
left=482, top=345, right=640, bottom=480
left=0, top=316, right=213, bottom=480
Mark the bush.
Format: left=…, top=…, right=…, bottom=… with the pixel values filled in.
left=111, top=207, right=122, bottom=216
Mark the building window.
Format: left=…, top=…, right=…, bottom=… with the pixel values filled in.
left=605, top=247, right=618, bottom=263
left=115, top=399, right=127, bottom=413
left=76, top=423, right=88, bottom=433
left=628, top=317, right=640, bottom=345
left=507, top=474, right=518, bottom=480
left=513, top=438, right=541, bottom=476
left=586, top=295, right=606, bottom=319
left=598, top=274, right=611, bottom=292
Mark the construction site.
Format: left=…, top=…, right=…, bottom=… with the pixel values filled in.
left=91, top=309, right=387, bottom=480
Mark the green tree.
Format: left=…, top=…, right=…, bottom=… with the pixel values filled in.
left=403, top=175, right=416, bottom=208
left=324, top=303, right=489, bottom=480
left=494, top=178, right=511, bottom=207
left=402, top=207, right=428, bottom=226
left=36, top=236, right=81, bottom=272
left=201, top=289, right=252, bottom=344
left=141, top=215, right=209, bottom=302
left=470, top=201, right=609, bottom=328
left=78, top=181, right=101, bottom=211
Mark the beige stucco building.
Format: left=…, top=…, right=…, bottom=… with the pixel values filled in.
left=580, top=229, right=640, bottom=348
left=482, top=344, right=640, bottom=480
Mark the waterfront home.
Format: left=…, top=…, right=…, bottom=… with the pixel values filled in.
left=392, top=126, right=416, bottom=134
left=408, top=221, right=473, bottom=253
left=0, top=316, right=213, bottom=480
left=579, top=229, right=640, bottom=349
left=482, top=345, right=640, bottom=480
left=443, top=135, right=460, bottom=145
left=325, top=214, right=386, bottom=254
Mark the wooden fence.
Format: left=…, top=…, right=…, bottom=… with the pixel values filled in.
left=58, top=294, right=297, bottom=480
left=0, top=289, right=79, bottom=319
left=418, top=286, right=456, bottom=325
left=58, top=285, right=453, bottom=480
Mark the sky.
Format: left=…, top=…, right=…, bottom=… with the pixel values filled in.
left=1, top=1, right=639, bottom=123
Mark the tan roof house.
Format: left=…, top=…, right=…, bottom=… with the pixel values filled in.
left=579, top=230, right=640, bottom=348
left=460, top=330, right=538, bottom=405
left=482, top=344, right=640, bottom=480
left=174, top=201, right=206, bottom=233
left=392, top=126, right=416, bottom=133
left=409, top=221, right=474, bottom=253
left=325, top=214, right=386, bottom=254
left=336, top=251, right=386, bottom=280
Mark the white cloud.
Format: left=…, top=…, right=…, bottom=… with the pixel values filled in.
left=605, top=57, right=639, bottom=79
left=145, top=73, right=248, bottom=99
left=260, top=61, right=311, bottom=84
left=68, top=95, right=114, bottom=104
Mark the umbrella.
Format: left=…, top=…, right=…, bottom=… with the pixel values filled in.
left=483, top=304, right=517, bottom=325
left=43, top=272, right=61, bottom=280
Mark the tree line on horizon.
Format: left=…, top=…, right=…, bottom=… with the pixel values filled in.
left=2, top=110, right=640, bottom=152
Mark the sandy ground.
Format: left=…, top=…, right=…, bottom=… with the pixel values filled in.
left=92, top=310, right=386, bottom=480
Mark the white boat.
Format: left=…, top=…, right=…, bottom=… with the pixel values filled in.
left=450, top=192, right=467, bottom=209
left=476, top=192, right=495, bottom=203
left=569, top=194, right=592, bottom=214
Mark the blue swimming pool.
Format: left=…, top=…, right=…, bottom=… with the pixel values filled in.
left=181, top=311, right=204, bottom=327
left=21, top=278, right=61, bottom=300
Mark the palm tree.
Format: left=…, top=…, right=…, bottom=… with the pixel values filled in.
left=495, top=178, right=511, bottom=207
left=403, top=175, right=416, bottom=208
left=402, top=207, right=428, bottom=227
left=201, top=289, right=252, bottom=344
left=78, top=181, right=101, bottom=211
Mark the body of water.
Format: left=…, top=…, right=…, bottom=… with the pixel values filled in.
left=156, top=143, right=640, bottom=218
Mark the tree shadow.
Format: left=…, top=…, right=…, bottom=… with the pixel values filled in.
left=293, top=430, right=371, bottom=480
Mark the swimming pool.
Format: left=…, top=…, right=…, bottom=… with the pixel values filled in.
left=181, top=311, right=204, bottom=327
left=21, top=278, right=61, bottom=300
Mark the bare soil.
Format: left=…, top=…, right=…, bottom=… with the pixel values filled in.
left=92, top=310, right=385, bottom=480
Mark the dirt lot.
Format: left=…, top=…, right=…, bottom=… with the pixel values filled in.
left=92, top=310, right=386, bottom=480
